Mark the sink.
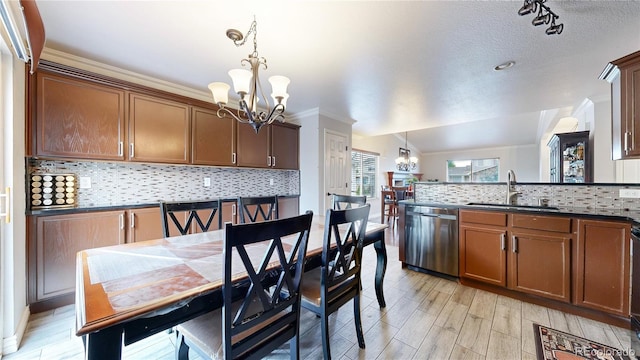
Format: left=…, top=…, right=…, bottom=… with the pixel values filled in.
left=466, top=202, right=559, bottom=211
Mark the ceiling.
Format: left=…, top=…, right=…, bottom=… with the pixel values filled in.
left=32, top=0, right=640, bottom=154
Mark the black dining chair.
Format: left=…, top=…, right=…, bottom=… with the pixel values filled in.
left=299, top=204, right=370, bottom=360
left=238, top=196, right=278, bottom=223
left=175, top=211, right=314, bottom=360
left=159, top=199, right=222, bottom=237
left=331, top=194, right=367, bottom=210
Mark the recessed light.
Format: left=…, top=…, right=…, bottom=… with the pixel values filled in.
left=494, top=61, right=516, bottom=71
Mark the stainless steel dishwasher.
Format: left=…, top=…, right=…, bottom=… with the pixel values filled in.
left=404, top=205, right=459, bottom=278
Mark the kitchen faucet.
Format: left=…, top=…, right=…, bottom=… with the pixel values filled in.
left=506, top=170, right=519, bottom=205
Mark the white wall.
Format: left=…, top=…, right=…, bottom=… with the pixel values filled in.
left=2, top=53, right=28, bottom=354
left=420, top=145, right=539, bottom=182
left=291, top=109, right=320, bottom=215
left=293, top=110, right=354, bottom=215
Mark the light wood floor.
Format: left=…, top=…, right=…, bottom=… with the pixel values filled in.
left=4, top=226, right=635, bottom=359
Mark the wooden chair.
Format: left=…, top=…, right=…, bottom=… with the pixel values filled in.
left=300, top=204, right=370, bottom=360
left=175, top=211, right=314, bottom=360
left=331, top=194, right=366, bottom=210
left=159, top=199, right=221, bottom=237
left=238, top=196, right=278, bottom=223
left=391, top=189, right=407, bottom=226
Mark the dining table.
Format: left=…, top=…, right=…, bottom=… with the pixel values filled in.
left=75, top=216, right=389, bottom=359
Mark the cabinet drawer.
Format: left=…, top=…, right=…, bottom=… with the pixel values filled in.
left=460, top=210, right=507, bottom=227
left=511, top=214, right=571, bottom=233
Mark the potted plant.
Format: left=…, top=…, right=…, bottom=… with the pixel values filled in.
left=407, top=176, right=419, bottom=191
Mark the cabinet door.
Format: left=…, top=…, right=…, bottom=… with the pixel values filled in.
left=127, top=207, right=164, bottom=243
left=508, top=231, right=571, bottom=302
left=270, top=124, right=299, bottom=169
left=192, top=106, right=236, bottom=166
left=575, top=219, right=630, bottom=316
left=236, top=122, right=269, bottom=168
left=129, top=93, right=190, bottom=163
left=34, top=211, right=125, bottom=302
left=35, top=72, right=125, bottom=160
left=278, top=196, right=300, bottom=218
left=459, top=225, right=507, bottom=286
left=220, top=201, right=238, bottom=226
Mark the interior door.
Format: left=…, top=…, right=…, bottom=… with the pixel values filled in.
left=324, top=130, right=349, bottom=213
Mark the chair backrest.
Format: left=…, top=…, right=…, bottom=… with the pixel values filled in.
left=393, top=189, right=407, bottom=202
left=332, top=194, right=367, bottom=210
left=238, top=196, right=278, bottom=223
left=159, top=199, right=221, bottom=237
left=222, top=211, right=313, bottom=359
left=321, top=204, right=370, bottom=303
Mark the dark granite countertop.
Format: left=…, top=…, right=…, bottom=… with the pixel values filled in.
left=399, top=199, right=640, bottom=226
left=27, top=194, right=300, bottom=216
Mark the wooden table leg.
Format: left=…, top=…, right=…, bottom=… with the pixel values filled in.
left=372, top=234, right=387, bottom=308
left=84, top=327, right=122, bottom=359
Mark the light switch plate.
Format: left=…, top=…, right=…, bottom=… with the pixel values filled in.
left=619, top=189, right=640, bottom=198
left=269, top=178, right=274, bottom=186
left=204, top=177, right=211, bottom=187
left=79, top=176, right=91, bottom=189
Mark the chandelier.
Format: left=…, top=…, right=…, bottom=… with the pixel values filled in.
left=208, top=17, right=290, bottom=133
left=517, top=0, right=563, bottom=35
left=395, top=132, right=418, bottom=172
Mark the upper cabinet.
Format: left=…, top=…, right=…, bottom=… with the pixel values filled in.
left=192, top=106, right=236, bottom=166
left=128, top=93, right=190, bottom=164
left=601, top=49, right=640, bottom=160
left=34, top=72, right=125, bottom=160
left=271, top=123, right=299, bottom=169
left=236, top=122, right=300, bottom=169
left=28, top=62, right=300, bottom=169
left=547, top=131, right=592, bottom=183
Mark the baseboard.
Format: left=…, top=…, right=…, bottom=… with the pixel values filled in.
left=2, top=306, right=30, bottom=355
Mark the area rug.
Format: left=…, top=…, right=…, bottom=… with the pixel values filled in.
left=533, top=323, right=634, bottom=360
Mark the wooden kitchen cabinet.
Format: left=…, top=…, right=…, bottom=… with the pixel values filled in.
left=601, top=49, right=640, bottom=159
left=270, top=124, right=299, bottom=169
left=459, top=224, right=507, bottom=286
left=128, top=93, right=190, bottom=164
left=508, top=230, right=571, bottom=303
left=191, top=106, right=237, bottom=166
left=236, top=122, right=299, bottom=169
left=34, top=72, right=125, bottom=160
left=278, top=196, right=300, bottom=218
left=236, top=122, right=269, bottom=167
left=575, top=219, right=630, bottom=316
left=126, top=206, right=164, bottom=242
left=459, top=210, right=573, bottom=303
left=28, top=210, right=125, bottom=309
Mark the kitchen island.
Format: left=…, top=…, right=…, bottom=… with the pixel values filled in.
left=398, top=198, right=636, bottom=328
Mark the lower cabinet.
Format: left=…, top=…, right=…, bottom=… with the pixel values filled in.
left=459, top=210, right=631, bottom=317
left=459, top=210, right=572, bottom=303
left=574, top=219, right=630, bottom=316
left=29, top=210, right=125, bottom=307
left=278, top=196, right=300, bottom=219
left=459, top=225, right=507, bottom=286
left=127, top=207, right=164, bottom=242
left=508, top=230, right=571, bottom=302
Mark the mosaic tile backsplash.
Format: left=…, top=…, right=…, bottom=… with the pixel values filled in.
left=28, top=160, right=299, bottom=208
left=413, top=182, right=640, bottom=211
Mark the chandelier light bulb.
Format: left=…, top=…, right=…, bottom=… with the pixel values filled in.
left=228, top=69, right=252, bottom=95
left=208, top=82, right=230, bottom=105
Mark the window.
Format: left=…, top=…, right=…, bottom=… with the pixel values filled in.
left=447, top=158, right=500, bottom=182
left=351, top=149, right=378, bottom=197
